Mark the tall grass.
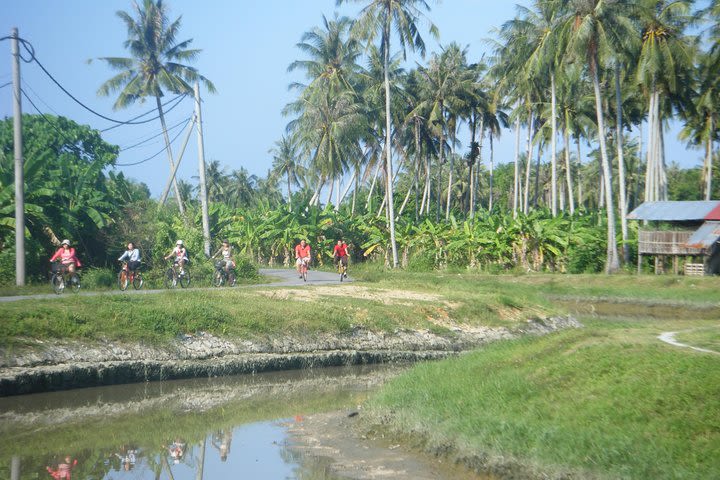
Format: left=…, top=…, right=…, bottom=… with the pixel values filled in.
left=363, top=321, right=720, bottom=479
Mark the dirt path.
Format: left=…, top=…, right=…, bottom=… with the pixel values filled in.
left=0, top=268, right=348, bottom=303
left=657, top=331, right=720, bottom=355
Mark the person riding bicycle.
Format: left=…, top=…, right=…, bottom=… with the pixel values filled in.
left=295, top=239, right=311, bottom=278
left=164, top=240, right=188, bottom=274
left=118, top=242, right=141, bottom=272
left=333, top=239, right=349, bottom=277
left=49, top=239, right=82, bottom=274
left=211, top=239, right=235, bottom=273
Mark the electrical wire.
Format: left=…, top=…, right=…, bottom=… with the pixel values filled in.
left=114, top=117, right=193, bottom=167
left=21, top=78, right=63, bottom=116
left=119, top=116, right=192, bottom=151
left=1, top=34, right=191, bottom=128
left=0, top=81, right=12, bottom=90
left=99, top=94, right=186, bottom=133
left=21, top=88, right=83, bottom=151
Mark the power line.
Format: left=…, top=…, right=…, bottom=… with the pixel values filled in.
left=21, top=88, right=83, bottom=152
left=114, top=117, right=193, bottom=167
left=0, top=81, right=12, bottom=90
left=99, top=94, right=187, bottom=132
left=1, top=34, right=190, bottom=128
left=119, top=116, right=192, bottom=151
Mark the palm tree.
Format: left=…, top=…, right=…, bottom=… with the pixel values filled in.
left=560, top=0, right=635, bottom=273
left=636, top=0, right=696, bottom=202
left=97, top=0, right=215, bottom=215
left=285, top=15, right=366, bottom=209
left=517, top=0, right=566, bottom=216
left=270, top=135, right=304, bottom=212
left=338, top=0, right=438, bottom=267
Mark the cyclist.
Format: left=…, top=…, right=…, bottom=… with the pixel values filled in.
left=211, top=239, right=235, bottom=273
left=117, top=242, right=141, bottom=272
left=49, top=239, right=82, bottom=274
left=333, top=239, right=349, bottom=278
left=164, top=240, right=188, bottom=274
left=295, top=239, right=311, bottom=278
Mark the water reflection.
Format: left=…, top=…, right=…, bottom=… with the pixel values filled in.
left=0, top=365, right=401, bottom=480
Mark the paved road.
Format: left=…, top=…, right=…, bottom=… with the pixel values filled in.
left=0, top=268, right=350, bottom=303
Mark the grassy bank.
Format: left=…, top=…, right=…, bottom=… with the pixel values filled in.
left=4, top=266, right=720, bottom=348
left=362, top=316, right=720, bottom=479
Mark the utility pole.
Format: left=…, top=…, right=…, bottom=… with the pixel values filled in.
left=11, top=28, right=25, bottom=286
left=194, top=82, right=211, bottom=257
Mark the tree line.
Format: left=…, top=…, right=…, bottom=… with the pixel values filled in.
left=2, top=0, right=720, bottom=282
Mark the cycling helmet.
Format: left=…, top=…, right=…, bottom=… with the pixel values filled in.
left=176, top=240, right=183, bottom=246
left=61, top=239, right=70, bottom=246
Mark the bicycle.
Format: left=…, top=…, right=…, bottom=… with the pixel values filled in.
left=213, top=260, right=236, bottom=287
left=118, top=261, right=144, bottom=291
left=299, top=257, right=310, bottom=282
left=336, top=257, right=348, bottom=282
left=50, top=262, right=81, bottom=294
left=164, top=261, right=191, bottom=289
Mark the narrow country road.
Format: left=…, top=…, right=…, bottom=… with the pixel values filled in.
left=657, top=331, right=719, bottom=355
left=0, top=268, right=349, bottom=303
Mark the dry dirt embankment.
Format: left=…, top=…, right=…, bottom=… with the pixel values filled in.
left=0, top=277, right=581, bottom=396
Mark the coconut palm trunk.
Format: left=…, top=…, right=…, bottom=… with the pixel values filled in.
left=513, top=114, right=521, bottom=218
left=705, top=117, right=714, bottom=200
left=563, top=116, right=575, bottom=214
left=382, top=25, right=399, bottom=267
left=524, top=109, right=534, bottom=214
left=615, top=63, right=629, bottom=263
left=590, top=55, right=620, bottom=272
left=550, top=72, right=558, bottom=216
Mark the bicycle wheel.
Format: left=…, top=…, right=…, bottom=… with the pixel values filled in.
left=51, top=274, right=65, bottom=294
left=118, top=270, right=129, bottom=291
left=302, top=266, right=308, bottom=282
left=339, top=266, right=345, bottom=282
left=229, top=271, right=236, bottom=287
left=69, top=273, right=81, bottom=293
left=213, top=269, right=224, bottom=287
left=132, top=272, right=144, bottom=290
left=164, top=268, right=177, bottom=289
left=179, top=269, right=191, bottom=288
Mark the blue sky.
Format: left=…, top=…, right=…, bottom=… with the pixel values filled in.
left=0, top=1, right=701, bottom=197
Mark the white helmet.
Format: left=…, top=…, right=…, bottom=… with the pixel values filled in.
left=176, top=240, right=183, bottom=246
left=61, top=239, right=70, bottom=246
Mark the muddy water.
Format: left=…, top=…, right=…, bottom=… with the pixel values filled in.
left=0, top=365, right=490, bottom=480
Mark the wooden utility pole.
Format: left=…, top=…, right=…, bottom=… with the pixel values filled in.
left=194, top=82, right=211, bottom=257
left=11, top=28, right=25, bottom=286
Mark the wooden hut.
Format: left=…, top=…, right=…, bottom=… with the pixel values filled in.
left=628, top=201, right=720, bottom=275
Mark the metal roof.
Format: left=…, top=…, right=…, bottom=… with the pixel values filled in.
left=685, top=221, right=720, bottom=249
left=627, top=201, right=720, bottom=221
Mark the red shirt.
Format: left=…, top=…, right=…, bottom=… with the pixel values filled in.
left=50, top=247, right=82, bottom=267
left=295, top=244, right=311, bottom=258
left=333, top=243, right=348, bottom=257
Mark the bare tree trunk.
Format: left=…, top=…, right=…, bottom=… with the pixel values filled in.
left=445, top=129, right=456, bottom=220
left=513, top=115, right=521, bottom=218
left=524, top=110, right=534, bottom=214
left=366, top=161, right=382, bottom=211
left=591, top=56, right=620, bottom=273
left=550, top=73, right=558, bottom=216
left=615, top=63, right=629, bottom=264
left=382, top=26, right=399, bottom=268
left=563, top=122, right=575, bottom=214
left=489, top=130, right=495, bottom=211
left=705, top=118, right=714, bottom=200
